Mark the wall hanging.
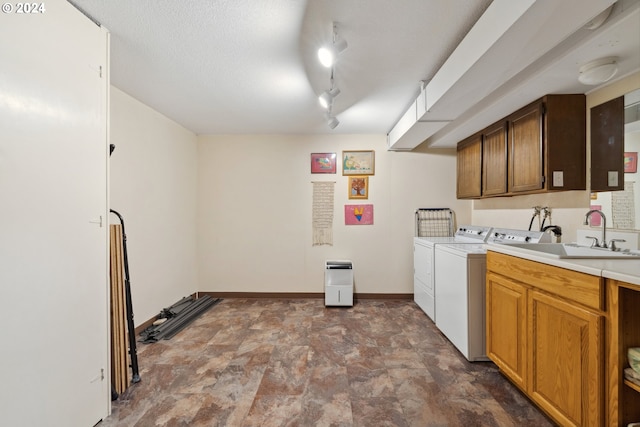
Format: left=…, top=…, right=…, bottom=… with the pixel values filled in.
left=345, top=204, right=373, bottom=225
left=624, top=152, right=637, bottom=173
left=310, top=152, right=337, bottom=174
left=342, top=150, right=374, bottom=175
left=312, top=181, right=335, bottom=245
left=348, top=176, right=368, bottom=199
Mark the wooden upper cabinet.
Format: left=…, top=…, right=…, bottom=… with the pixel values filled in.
left=545, top=94, right=587, bottom=191
left=456, top=133, right=482, bottom=199
left=590, top=96, right=624, bottom=192
left=456, top=94, right=586, bottom=199
left=482, top=121, right=508, bottom=196
left=509, top=101, right=543, bottom=193
left=508, top=94, right=586, bottom=194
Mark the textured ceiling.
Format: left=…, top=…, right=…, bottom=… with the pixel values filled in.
left=68, top=0, right=640, bottom=146
left=69, top=0, right=492, bottom=135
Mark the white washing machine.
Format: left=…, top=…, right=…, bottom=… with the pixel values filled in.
left=434, top=229, right=551, bottom=361
left=413, top=225, right=493, bottom=321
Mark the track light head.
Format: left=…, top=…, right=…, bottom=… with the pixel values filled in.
left=317, top=39, right=347, bottom=68
left=318, top=46, right=334, bottom=68
left=318, top=22, right=348, bottom=68
left=318, top=87, right=340, bottom=109
left=324, top=112, right=339, bottom=129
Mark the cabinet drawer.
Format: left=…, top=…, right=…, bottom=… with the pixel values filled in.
left=487, top=252, right=603, bottom=310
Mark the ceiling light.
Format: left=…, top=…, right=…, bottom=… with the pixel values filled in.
left=325, top=113, right=339, bottom=129
left=318, top=39, right=347, bottom=68
left=318, top=87, right=340, bottom=109
left=318, top=23, right=347, bottom=68
left=578, top=57, right=618, bottom=85
left=584, top=5, right=614, bottom=30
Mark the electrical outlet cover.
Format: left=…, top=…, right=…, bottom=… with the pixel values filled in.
left=553, top=171, right=564, bottom=187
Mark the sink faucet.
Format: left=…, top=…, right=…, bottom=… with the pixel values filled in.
left=584, top=209, right=607, bottom=248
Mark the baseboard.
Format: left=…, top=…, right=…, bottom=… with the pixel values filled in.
left=196, top=291, right=412, bottom=300
left=134, top=292, right=199, bottom=335
left=135, top=315, right=158, bottom=336
left=196, top=291, right=324, bottom=299
left=354, top=293, right=413, bottom=300
left=134, top=292, right=413, bottom=333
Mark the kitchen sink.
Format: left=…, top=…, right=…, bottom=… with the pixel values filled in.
left=500, top=243, right=640, bottom=259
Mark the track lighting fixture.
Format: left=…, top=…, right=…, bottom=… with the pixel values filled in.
left=325, top=112, right=339, bottom=130
left=317, top=22, right=346, bottom=129
left=318, top=23, right=347, bottom=68
left=318, top=87, right=340, bottom=109
left=318, top=39, right=347, bottom=68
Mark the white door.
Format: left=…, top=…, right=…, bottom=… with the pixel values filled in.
left=0, top=1, right=109, bottom=426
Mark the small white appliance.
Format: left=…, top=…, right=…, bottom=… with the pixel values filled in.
left=325, top=260, right=353, bottom=306
left=434, top=228, right=550, bottom=361
left=413, top=225, right=493, bottom=321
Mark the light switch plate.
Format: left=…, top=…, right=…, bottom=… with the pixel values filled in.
left=553, top=171, right=564, bottom=187
left=608, top=171, right=618, bottom=187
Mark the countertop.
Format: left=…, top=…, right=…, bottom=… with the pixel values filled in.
left=486, top=243, right=640, bottom=288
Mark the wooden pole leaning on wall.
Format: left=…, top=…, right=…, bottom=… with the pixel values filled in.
left=110, top=224, right=128, bottom=395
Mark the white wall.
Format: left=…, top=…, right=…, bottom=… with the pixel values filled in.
left=110, top=87, right=198, bottom=325
left=472, top=192, right=589, bottom=242
left=197, top=134, right=470, bottom=294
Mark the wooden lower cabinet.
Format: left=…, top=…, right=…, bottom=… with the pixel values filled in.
left=607, top=280, right=640, bottom=426
left=528, top=290, right=602, bottom=427
left=486, top=251, right=604, bottom=427
left=486, top=272, right=527, bottom=389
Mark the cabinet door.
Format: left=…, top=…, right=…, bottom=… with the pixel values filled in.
left=457, top=134, right=482, bottom=198
left=0, top=4, right=109, bottom=426
left=414, top=241, right=435, bottom=319
left=482, top=121, right=508, bottom=195
left=486, top=272, right=527, bottom=390
left=607, top=281, right=640, bottom=427
left=509, top=102, right=543, bottom=193
left=529, top=290, right=602, bottom=427
left=590, top=96, right=624, bottom=192
left=545, top=94, right=586, bottom=191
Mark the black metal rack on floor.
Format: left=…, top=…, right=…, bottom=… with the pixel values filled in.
left=139, top=295, right=221, bottom=343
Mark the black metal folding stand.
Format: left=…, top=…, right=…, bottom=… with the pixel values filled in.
left=110, top=209, right=141, bottom=386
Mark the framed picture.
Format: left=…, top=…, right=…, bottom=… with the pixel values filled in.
left=588, top=205, right=602, bottom=226
left=345, top=204, right=374, bottom=225
left=348, top=176, right=368, bottom=199
left=311, top=152, right=337, bottom=174
left=624, top=152, right=637, bottom=173
left=342, top=150, right=375, bottom=175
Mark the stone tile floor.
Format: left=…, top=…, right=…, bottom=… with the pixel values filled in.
left=99, top=298, right=556, bottom=426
